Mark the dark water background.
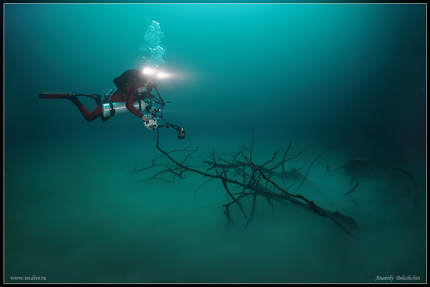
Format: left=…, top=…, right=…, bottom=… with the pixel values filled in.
left=5, top=4, right=426, bottom=283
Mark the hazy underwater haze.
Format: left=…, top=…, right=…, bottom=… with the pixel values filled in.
left=4, top=4, right=427, bottom=283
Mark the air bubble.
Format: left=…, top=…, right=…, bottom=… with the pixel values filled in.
left=141, top=20, right=166, bottom=68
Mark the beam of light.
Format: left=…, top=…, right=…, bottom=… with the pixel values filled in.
left=141, top=66, right=178, bottom=81
left=157, top=71, right=171, bottom=79
left=142, top=66, right=156, bottom=75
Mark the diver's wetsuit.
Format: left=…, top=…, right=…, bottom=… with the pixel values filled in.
left=40, top=69, right=149, bottom=121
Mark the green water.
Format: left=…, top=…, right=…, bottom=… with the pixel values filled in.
left=4, top=4, right=426, bottom=283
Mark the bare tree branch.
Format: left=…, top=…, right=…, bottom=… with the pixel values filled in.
left=134, top=130, right=358, bottom=237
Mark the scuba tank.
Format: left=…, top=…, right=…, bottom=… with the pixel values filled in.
left=102, top=99, right=147, bottom=119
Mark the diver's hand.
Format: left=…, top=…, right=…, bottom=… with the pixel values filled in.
left=142, top=116, right=158, bottom=131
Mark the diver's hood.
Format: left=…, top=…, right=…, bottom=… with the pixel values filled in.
left=113, top=69, right=146, bottom=90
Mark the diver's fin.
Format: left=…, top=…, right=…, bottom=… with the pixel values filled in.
left=39, top=93, right=100, bottom=105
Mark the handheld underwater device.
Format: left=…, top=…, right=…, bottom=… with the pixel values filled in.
left=121, top=66, right=186, bottom=139
left=102, top=86, right=186, bottom=139
left=149, top=86, right=186, bottom=140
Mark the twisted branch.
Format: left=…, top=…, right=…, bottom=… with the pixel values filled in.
left=133, top=130, right=358, bottom=237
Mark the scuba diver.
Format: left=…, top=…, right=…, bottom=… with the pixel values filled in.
left=39, top=68, right=186, bottom=138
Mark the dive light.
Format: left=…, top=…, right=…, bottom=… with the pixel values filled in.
left=177, top=127, right=186, bottom=139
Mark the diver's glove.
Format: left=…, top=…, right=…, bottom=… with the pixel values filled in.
left=142, top=116, right=158, bottom=131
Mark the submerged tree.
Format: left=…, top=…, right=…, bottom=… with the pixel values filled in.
left=130, top=130, right=358, bottom=238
